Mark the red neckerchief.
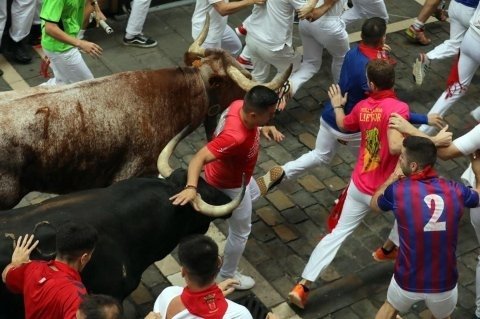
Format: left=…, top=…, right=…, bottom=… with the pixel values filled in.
left=409, top=165, right=438, bottom=181
left=368, top=89, right=397, bottom=100
left=358, top=42, right=397, bottom=65
left=47, top=260, right=82, bottom=282
left=180, top=284, right=228, bottom=319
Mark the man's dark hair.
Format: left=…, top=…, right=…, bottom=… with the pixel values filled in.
left=366, top=59, right=395, bottom=90
left=243, top=85, right=279, bottom=113
left=178, top=235, right=219, bottom=287
left=403, top=136, right=437, bottom=168
left=361, top=17, right=387, bottom=47
left=56, top=222, right=98, bottom=262
left=78, top=294, right=123, bottom=319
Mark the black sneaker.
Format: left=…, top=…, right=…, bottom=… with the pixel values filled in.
left=123, top=34, right=157, bottom=48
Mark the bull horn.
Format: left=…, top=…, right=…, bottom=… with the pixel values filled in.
left=193, top=174, right=246, bottom=217
left=226, top=64, right=293, bottom=91
left=188, top=13, right=210, bottom=57
left=157, top=126, right=190, bottom=178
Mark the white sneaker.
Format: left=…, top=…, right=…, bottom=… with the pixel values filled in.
left=216, top=270, right=255, bottom=290
left=412, top=53, right=430, bottom=86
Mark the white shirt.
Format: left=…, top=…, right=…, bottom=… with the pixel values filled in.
left=153, top=286, right=253, bottom=319
left=245, top=0, right=309, bottom=51
left=315, top=0, right=346, bottom=18
left=192, top=0, right=228, bottom=44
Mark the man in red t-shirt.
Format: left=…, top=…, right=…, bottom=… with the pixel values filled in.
left=2, top=222, right=98, bottom=319
left=171, top=85, right=284, bottom=290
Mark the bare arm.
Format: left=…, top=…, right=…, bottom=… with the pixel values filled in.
left=370, top=164, right=402, bottom=213
left=169, top=146, right=217, bottom=206
left=389, top=113, right=452, bottom=148
left=301, top=0, right=338, bottom=21
left=213, top=0, right=266, bottom=16
left=387, top=127, right=404, bottom=155
left=44, top=22, right=103, bottom=57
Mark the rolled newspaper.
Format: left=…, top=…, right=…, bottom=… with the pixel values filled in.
left=99, top=20, right=114, bottom=34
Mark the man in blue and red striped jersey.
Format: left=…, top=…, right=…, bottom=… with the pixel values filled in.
left=371, top=135, right=480, bottom=319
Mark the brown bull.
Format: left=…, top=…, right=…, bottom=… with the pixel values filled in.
left=0, top=16, right=291, bottom=209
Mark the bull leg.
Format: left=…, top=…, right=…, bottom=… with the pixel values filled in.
left=0, top=173, right=24, bottom=210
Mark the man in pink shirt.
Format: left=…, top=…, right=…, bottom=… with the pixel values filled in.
left=288, top=59, right=452, bottom=309
left=170, top=85, right=284, bottom=290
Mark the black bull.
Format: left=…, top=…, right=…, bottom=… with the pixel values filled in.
left=0, top=170, right=232, bottom=319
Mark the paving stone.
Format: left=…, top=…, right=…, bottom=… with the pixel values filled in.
left=256, top=259, right=285, bottom=282
left=330, top=307, right=361, bottom=319
left=243, top=238, right=271, bottom=265
left=256, top=206, right=285, bottom=226
left=252, top=220, right=277, bottom=242
left=304, top=204, right=330, bottom=227
left=281, top=207, right=309, bottom=224
left=130, top=283, right=153, bottom=305
left=323, top=176, right=347, bottom=192
left=457, top=261, right=476, bottom=287
left=261, top=238, right=296, bottom=259
left=272, top=302, right=297, bottom=319
left=350, top=299, right=378, bottom=318
left=271, top=276, right=296, bottom=300
left=274, top=224, right=299, bottom=243
left=266, top=190, right=296, bottom=211
left=288, top=237, right=316, bottom=259
left=141, top=265, right=165, bottom=289
left=154, top=254, right=180, bottom=277
left=290, top=191, right=318, bottom=210
left=458, top=284, right=476, bottom=310
left=167, top=272, right=185, bottom=287
left=298, top=132, right=316, bottom=149
left=295, top=219, right=327, bottom=247
left=281, top=254, right=308, bottom=277
left=298, top=174, right=325, bottom=192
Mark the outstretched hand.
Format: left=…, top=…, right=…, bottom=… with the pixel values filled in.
left=11, top=234, right=39, bottom=266
left=433, top=125, right=452, bottom=147
left=328, top=84, right=347, bottom=109
left=218, top=278, right=239, bottom=296
left=261, top=126, right=284, bottom=142
left=170, top=188, right=197, bottom=207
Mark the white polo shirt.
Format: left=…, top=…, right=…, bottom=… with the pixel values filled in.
left=192, top=0, right=228, bottom=44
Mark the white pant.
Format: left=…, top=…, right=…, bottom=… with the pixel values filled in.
left=43, top=48, right=94, bottom=85
left=202, top=26, right=242, bottom=56
left=0, top=0, right=39, bottom=42
left=387, top=276, right=457, bottom=319
left=289, top=17, right=349, bottom=94
left=219, top=178, right=260, bottom=278
left=426, top=0, right=476, bottom=61
left=245, top=35, right=301, bottom=83
left=283, top=118, right=360, bottom=180
left=302, top=181, right=371, bottom=282
left=341, top=0, right=389, bottom=26
left=126, top=0, right=152, bottom=37
left=420, top=29, right=480, bottom=135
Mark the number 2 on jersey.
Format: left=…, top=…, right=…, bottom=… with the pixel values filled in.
left=423, top=194, right=446, bottom=232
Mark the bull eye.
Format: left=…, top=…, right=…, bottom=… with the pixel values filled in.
left=207, top=104, right=221, bottom=117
